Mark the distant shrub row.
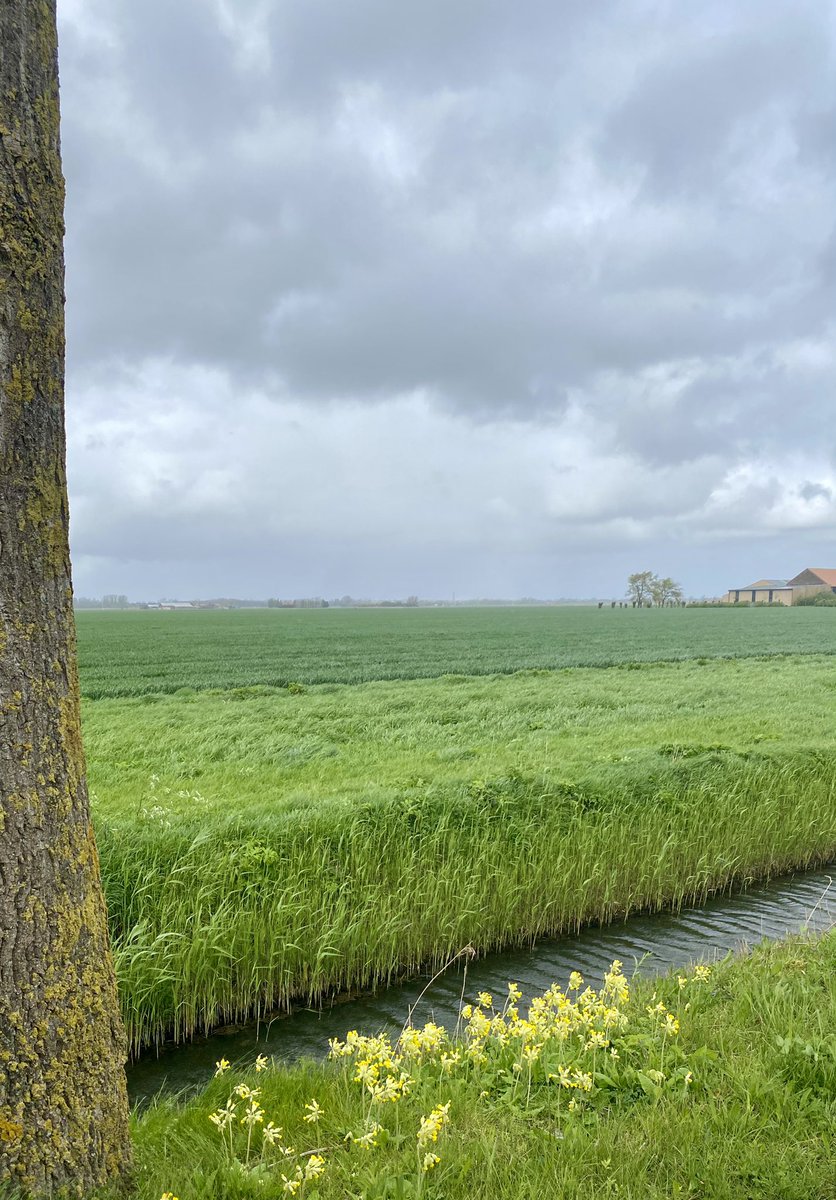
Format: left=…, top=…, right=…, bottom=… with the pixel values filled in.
left=795, top=592, right=836, bottom=607
left=686, top=601, right=787, bottom=608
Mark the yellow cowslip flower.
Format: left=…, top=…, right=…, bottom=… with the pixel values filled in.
left=677, top=976, right=688, bottom=990
left=585, top=1030, right=609, bottom=1050
left=571, top=1070, right=593, bottom=1092
left=417, top=1101, right=451, bottom=1148
left=354, top=1060, right=379, bottom=1087
left=263, top=1121, right=283, bottom=1146
left=489, top=1016, right=510, bottom=1043
left=663, top=1014, right=680, bottom=1036
left=214, top=1058, right=230, bottom=1077
left=602, top=965, right=629, bottom=1003
left=461, top=1004, right=473, bottom=1020
left=281, top=1172, right=302, bottom=1195
left=467, top=1009, right=490, bottom=1037
left=440, top=1051, right=461, bottom=1072
left=508, top=982, right=522, bottom=1002
left=423, top=1152, right=441, bottom=1172
left=684, top=1071, right=694, bottom=1086
left=240, top=1100, right=264, bottom=1128
left=522, top=1044, right=542, bottom=1064
left=233, top=1084, right=260, bottom=1100
left=161, top=1193, right=178, bottom=1200
left=399, top=1029, right=422, bottom=1057
left=328, top=1036, right=350, bottom=1058
left=352, top=1121, right=382, bottom=1149
left=693, top=965, right=712, bottom=982
left=254, top=1053, right=269, bottom=1073
left=568, top=972, right=584, bottom=991
left=477, top=991, right=493, bottom=1009
left=374, top=1071, right=412, bottom=1103
left=303, top=1098, right=323, bottom=1124
left=208, top=1108, right=234, bottom=1132
left=304, top=1154, right=326, bottom=1181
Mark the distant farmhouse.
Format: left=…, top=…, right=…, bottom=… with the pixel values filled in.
left=724, top=567, right=836, bottom=606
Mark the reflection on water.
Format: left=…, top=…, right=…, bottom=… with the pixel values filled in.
left=128, top=865, right=834, bottom=1107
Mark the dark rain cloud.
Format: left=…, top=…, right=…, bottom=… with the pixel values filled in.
left=55, top=0, right=836, bottom=597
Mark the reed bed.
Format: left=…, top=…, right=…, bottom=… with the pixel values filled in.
left=85, top=653, right=836, bottom=1053
left=97, top=749, right=836, bottom=1054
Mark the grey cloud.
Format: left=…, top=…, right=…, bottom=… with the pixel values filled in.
left=800, top=481, right=832, bottom=502
left=602, top=9, right=830, bottom=195
left=55, top=0, right=836, bottom=597
left=60, top=0, right=835, bottom=427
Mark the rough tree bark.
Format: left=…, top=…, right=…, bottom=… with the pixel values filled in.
left=0, top=2, right=132, bottom=1192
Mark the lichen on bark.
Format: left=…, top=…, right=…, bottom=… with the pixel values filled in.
left=0, top=2, right=133, bottom=1193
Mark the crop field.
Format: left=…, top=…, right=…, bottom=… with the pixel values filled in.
left=75, top=604, right=836, bottom=698
left=83, top=648, right=836, bottom=1052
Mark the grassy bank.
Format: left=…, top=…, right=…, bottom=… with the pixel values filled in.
left=75, top=604, right=836, bottom=698
left=86, top=656, right=836, bottom=1052
left=123, top=929, right=836, bottom=1200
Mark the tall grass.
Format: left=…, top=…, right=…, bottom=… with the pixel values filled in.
left=98, top=749, right=836, bottom=1054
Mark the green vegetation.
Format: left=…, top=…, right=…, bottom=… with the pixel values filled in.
left=121, top=930, right=836, bottom=1199
left=75, top=605, right=836, bottom=698
left=796, top=592, right=836, bottom=606
left=85, top=654, right=836, bottom=1052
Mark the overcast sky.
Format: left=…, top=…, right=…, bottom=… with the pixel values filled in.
left=57, top=0, right=836, bottom=600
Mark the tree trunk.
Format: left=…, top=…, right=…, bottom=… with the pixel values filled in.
left=0, top=2, right=132, bottom=1192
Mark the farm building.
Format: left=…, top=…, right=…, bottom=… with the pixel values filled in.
left=724, top=568, right=836, bottom=605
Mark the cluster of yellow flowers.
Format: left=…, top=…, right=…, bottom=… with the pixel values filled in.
left=330, top=959, right=712, bottom=1122
left=417, top=1101, right=451, bottom=1172
left=645, top=999, right=681, bottom=1036
left=280, top=1154, right=326, bottom=1195
left=329, top=1029, right=415, bottom=1103
left=330, top=960, right=634, bottom=1098
left=460, top=960, right=633, bottom=1069
left=206, top=1073, right=326, bottom=1192
left=157, top=961, right=713, bottom=1199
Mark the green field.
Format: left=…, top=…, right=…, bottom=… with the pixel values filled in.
left=84, top=644, right=836, bottom=1051
left=75, top=604, right=836, bottom=698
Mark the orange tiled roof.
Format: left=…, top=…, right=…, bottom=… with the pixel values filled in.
left=789, top=568, right=836, bottom=587
left=808, top=568, right=836, bottom=586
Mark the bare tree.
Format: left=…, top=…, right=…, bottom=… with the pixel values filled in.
left=0, top=3, right=132, bottom=1191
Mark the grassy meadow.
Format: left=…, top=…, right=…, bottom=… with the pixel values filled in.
left=121, top=930, right=836, bottom=1200
left=80, top=617, right=836, bottom=1051
left=75, top=603, right=836, bottom=698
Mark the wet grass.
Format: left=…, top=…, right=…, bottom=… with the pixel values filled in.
left=85, top=655, right=836, bottom=1052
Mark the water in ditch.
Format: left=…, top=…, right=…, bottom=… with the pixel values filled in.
left=127, top=864, right=834, bottom=1106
